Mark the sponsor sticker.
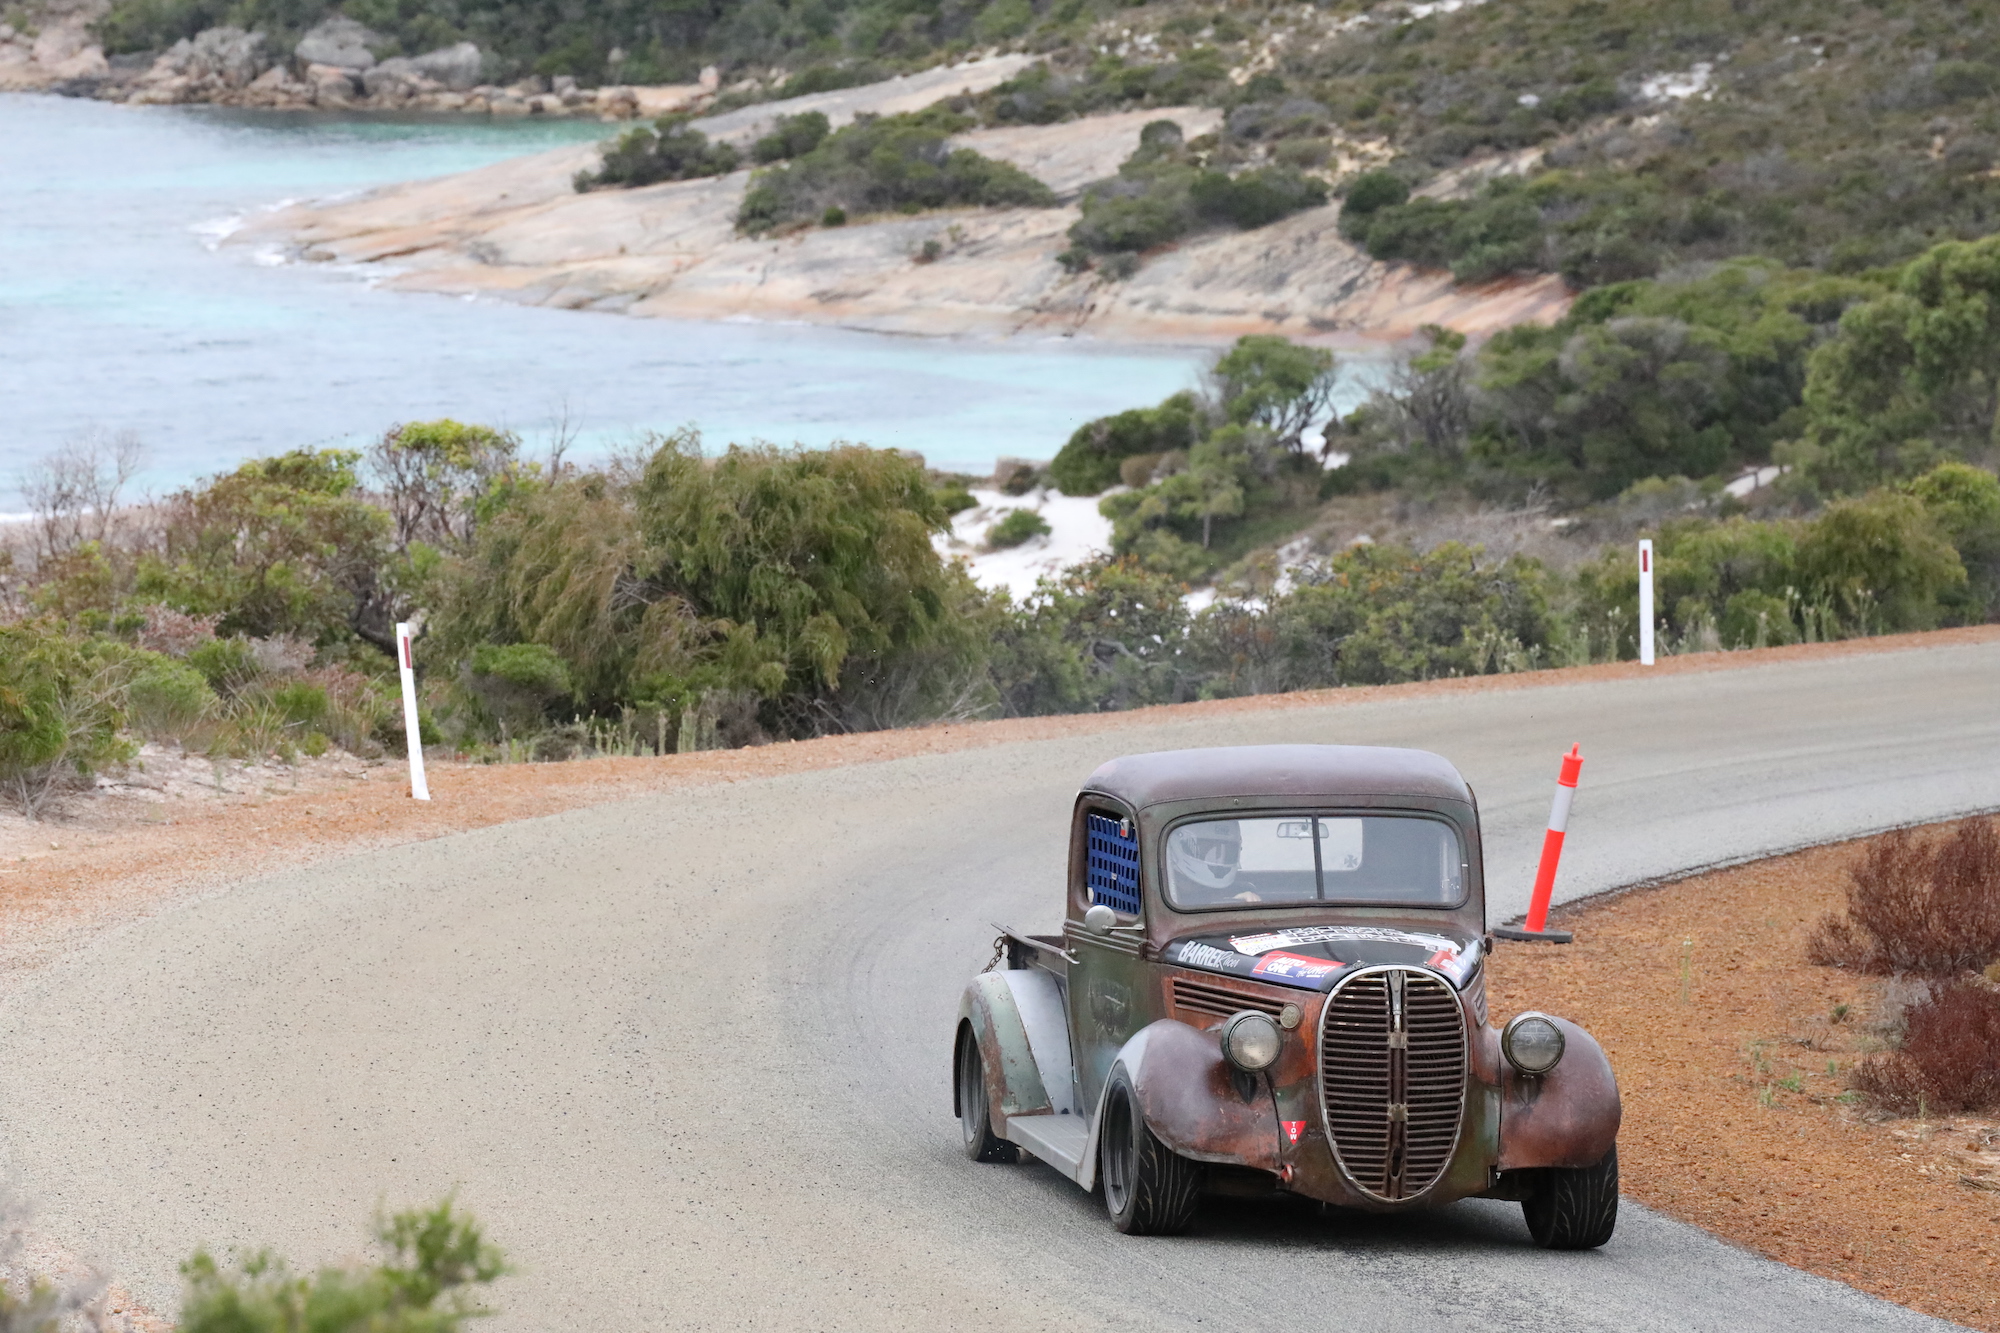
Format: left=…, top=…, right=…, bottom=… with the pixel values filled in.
left=1251, top=950, right=1343, bottom=982
left=1173, top=940, right=1244, bottom=971
left=1282, top=1119, right=1306, bottom=1145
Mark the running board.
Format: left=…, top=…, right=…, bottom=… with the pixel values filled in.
left=1005, top=1113, right=1090, bottom=1183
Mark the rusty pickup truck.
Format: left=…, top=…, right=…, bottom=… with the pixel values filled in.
left=953, top=744, right=1621, bottom=1243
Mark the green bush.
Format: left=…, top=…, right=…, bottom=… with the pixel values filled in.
left=751, top=111, right=831, bottom=164
left=187, top=637, right=262, bottom=695
left=0, top=623, right=135, bottom=818
left=576, top=117, right=740, bottom=191
left=1049, top=390, right=1203, bottom=496
left=180, top=1199, right=505, bottom=1333
left=736, top=111, right=1056, bottom=234
left=137, top=449, right=390, bottom=645
left=127, top=653, right=218, bottom=738
left=1066, top=122, right=1328, bottom=268
left=986, top=508, right=1051, bottom=548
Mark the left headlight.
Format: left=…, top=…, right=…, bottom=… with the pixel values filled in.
left=1502, top=1012, right=1566, bottom=1075
left=1220, top=1010, right=1283, bottom=1073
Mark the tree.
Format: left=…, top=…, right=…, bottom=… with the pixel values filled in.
left=137, top=449, right=392, bottom=647
left=1802, top=235, right=2000, bottom=490
left=1211, top=335, right=1338, bottom=454
left=369, top=419, right=520, bottom=553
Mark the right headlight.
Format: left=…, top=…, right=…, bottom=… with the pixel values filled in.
left=1220, top=1010, right=1283, bottom=1073
left=1502, top=1013, right=1566, bottom=1075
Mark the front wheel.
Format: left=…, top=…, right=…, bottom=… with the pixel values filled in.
left=1098, top=1070, right=1201, bottom=1235
left=955, top=1028, right=1018, bottom=1163
left=1523, top=1145, right=1619, bottom=1249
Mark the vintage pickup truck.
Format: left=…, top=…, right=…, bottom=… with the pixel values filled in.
left=953, top=744, right=1621, bottom=1244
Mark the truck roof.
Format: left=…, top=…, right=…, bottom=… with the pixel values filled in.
left=1080, top=744, right=1473, bottom=810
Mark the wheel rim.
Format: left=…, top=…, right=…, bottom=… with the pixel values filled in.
left=1102, top=1087, right=1135, bottom=1215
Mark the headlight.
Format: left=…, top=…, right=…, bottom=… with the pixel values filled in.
left=1220, top=1010, right=1283, bottom=1073
left=1502, top=1013, right=1566, bottom=1075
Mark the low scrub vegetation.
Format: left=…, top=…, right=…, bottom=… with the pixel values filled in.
left=574, top=117, right=740, bottom=191
left=1809, top=818, right=2000, bottom=1114
left=1060, top=119, right=1327, bottom=275
left=179, top=1198, right=504, bottom=1333
left=736, top=109, right=1055, bottom=233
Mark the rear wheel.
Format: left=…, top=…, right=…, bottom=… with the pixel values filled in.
left=1523, top=1145, right=1619, bottom=1249
left=955, top=1028, right=1018, bottom=1163
left=1098, top=1071, right=1201, bottom=1235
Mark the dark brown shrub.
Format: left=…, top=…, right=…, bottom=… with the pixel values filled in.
left=1806, top=819, right=2000, bottom=975
left=1850, top=980, right=2000, bottom=1113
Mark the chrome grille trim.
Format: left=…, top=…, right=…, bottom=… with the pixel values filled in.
left=1317, top=964, right=1467, bottom=1202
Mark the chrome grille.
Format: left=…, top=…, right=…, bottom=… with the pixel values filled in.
left=1171, top=976, right=1287, bottom=1022
left=1319, top=966, right=1466, bottom=1201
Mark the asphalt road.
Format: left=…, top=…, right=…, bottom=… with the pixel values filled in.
left=3, top=642, right=1996, bottom=1331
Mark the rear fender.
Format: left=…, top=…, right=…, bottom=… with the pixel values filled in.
left=956, top=970, right=1076, bottom=1134
left=1497, top=1016, right=1621, bottom=1170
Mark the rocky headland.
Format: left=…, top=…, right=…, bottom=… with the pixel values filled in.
left=230, top=67, right=1569, bottom=345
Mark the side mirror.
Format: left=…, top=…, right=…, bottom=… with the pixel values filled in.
left=1083, top=904, right=1116, bottom=933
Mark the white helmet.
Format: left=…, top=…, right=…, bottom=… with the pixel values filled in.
left=1170, top=821, right=1242, bottom=893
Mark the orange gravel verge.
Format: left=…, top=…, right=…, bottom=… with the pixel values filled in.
left=1491, top=826, right=2000, bottom=1331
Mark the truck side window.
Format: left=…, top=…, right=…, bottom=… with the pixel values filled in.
left=1085, top=812, right=1141, bottom=915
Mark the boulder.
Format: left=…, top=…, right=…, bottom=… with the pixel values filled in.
left=31, top=24, right=87, bottom=66
left=294, top=16, right=379, bottom=71
left=304, top=61, right=359, bottom=102
left=158, top=27, right=269, bottom=89
left=409, top=41, right=480, bottom=91
left=48, top=44, right=108, bottom=79
left=361, top=55, right=441, bottom=99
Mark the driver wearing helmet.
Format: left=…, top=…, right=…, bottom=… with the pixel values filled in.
left=1167, top=820, right=1261, bottom=904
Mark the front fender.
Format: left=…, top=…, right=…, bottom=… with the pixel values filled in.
left=1497, top=1016, right=1621, bottom=1170
left=957, top=970, right=1076, bottom=1133
left=1111, top=1019, right=1281, bottom=1172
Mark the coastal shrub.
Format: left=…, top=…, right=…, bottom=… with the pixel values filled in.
left=751, top=111, right=830, bottom=164
left=0, top=623, right=134, bottom=819
left=180, top=1198, right=506, bottom=1333
left=1850, top=980, right=2000, bottom=1114
left=735, top=111, right=1056, bottom=234
left=126, top=653, right=217, bottom=738
left=986, top=508, right=1050, bottom=549
left=1213, top=335, right=1337, bottom=453
left=989, top=557, right=1193, bottom=714
left=466, top=642, right=575, bottom=735
left=1808, top=819, right=2000, bottom=977
left=1065, top=121, right=1328, bottom=269
left=1049, top=390, right=1203, bottom=496
left=369, top=419, right=520, bottom=552
left=1198, top=542, right=1552, bottom=692
left=136, top=449, right=390, bottom=645
left=575, top=117, right=740, bottom=192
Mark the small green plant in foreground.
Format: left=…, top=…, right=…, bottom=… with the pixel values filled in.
left=987, top=509, right=1053, bottom=549
left=180, top=1198, right=505, bottom=1333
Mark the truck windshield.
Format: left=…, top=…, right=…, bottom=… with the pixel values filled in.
left=1163, top=814, right=1464, bottom=909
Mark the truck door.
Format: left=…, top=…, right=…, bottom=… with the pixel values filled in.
left=1068, top=811, right=1148, bottom=1117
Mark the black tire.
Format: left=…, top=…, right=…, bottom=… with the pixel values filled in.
left=955, top=1028, right=1018, bottom=1163
left=1523, top=1145, right=1619, bottom=1249
left=1098, top=1071, right=1201, bottom=1235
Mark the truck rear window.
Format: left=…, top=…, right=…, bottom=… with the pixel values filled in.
left=1163, top=814, right=1464, bottom=909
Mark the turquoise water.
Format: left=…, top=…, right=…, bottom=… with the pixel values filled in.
left=0, top=94, right=1214, bottom=509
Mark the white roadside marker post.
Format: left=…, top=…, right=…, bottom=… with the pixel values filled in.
left=395, top=621, right=431, bottom=801
left=1638, top=538, right=1656, bottom=666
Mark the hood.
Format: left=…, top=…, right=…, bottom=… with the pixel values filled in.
left=1166, top=923, right=1483, bottom=992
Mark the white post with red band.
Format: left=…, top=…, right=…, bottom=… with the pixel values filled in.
left=395, top=621, right=430, bottom=802
left=1638, top=539, right=1656, bottom=666
left=1523, top=743, right=1582, bottom=932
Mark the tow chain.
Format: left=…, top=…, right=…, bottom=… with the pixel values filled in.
left=980, top=933, right=1007, bottom=973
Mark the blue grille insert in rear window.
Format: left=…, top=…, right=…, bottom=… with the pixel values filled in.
left=1086, top=813, right=1141, bottom=915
